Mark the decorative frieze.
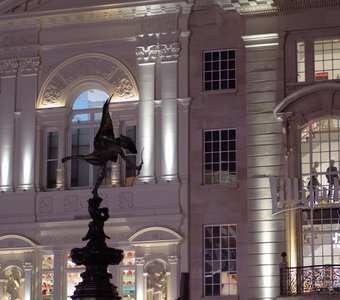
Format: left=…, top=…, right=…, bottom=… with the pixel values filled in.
left=64, top=195, right=83, bottom=213
left=38, top=196, right=53, bottom=214
left=136, top=43, right=180, bottom=63
left=119, top=191, right=134, bottom=209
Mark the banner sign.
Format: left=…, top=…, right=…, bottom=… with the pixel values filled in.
left=269, top=176, right=339, bottom=215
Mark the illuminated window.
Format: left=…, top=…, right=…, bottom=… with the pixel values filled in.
left=70, top=89, right=109, bottom=188
left=41, top=254, right=54, bottom=299
left=66, top=254, right=84, bottom=299
left=314, top=39, right=340, bottom=81
left=204, top=225, right=237, bottom=296
left=297, top=42, right=305, bottom=82
left=203, top=129, right=236, bottom=185
left=203, top=49, right=236, bottom=91
left=121, top=251, right=136, bottom=300
left=46, top=131, right=58, bottom=188
left=301, top=118, right=340, bottom=266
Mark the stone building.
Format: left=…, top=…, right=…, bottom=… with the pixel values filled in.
left=0, top=0, right=191, bottom=299
left=190, top=1, right=340, bottom=300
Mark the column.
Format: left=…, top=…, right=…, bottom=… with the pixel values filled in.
left=0, top=59, right=18, bottom=192
left=56, top=125, right=66, bottom=190
left=53, top=249, right=62, bottom=300
left=16, top=57, right=40, bottom=191
left=110, top=120, right=120, bottom=186
left=160, top=43, right=180, bottom=182
left=167, top=256, right=179, bottom=300
left=0, top=279, right=5, bottom=299
left=23, top=262, right=32, bottom=300
left=135, top=257, right=145, bottom=300
left=136, top=46, right=157, bottom=184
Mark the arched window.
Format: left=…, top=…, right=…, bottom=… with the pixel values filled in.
left=301, top=117, right=340, bottom=266
left=70, top=89, right=109, bottom=188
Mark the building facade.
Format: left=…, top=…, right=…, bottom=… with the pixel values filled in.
left=190, top=1, right=340, bottom=300
left=0, top=0, right=191, bottom=299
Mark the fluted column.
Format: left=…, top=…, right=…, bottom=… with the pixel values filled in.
left=135, top=256, right=145, bottom=300
left=23, top=262, right=32, bottom=300
left=160, top=43, right=180, bottom=182
left=0, top=59, right=18, bottom=192
left=16, top=57, right=40, bottom=191
left=136, top=46, right=157, bottom=184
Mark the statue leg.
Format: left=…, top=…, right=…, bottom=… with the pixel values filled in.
left=92, top=164, right=106, bottom=198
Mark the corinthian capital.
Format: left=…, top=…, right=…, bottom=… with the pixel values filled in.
left=136, top=45, right=158, bottom=64
left=19, top=57, right=40, bottom=75
left=159, top=43, right=180, bottom=62
left=0, top=59, right=18, bottom=76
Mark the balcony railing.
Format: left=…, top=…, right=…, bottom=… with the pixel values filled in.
left=280, top=256, right=340, bottom=296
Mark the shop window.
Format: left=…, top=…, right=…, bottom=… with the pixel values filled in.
left=46, top=131, right=58, bottom=188
left=203, top=49, right=236, bottom=91
left=121, top=251, right=136, bottom=300
left=203, top=129, right=236, bottom=185
left=41, top=254, right=54, bottom=299
left=66, top=254, right=84, bottom=299
left=204, top=224, right=237, bottom=296
left=297, top=42, right=305, bottom=82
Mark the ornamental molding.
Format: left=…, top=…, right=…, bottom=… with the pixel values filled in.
left=18, top=56, right=39, bottom=75
left=0, top=2, right=192, bottom=30
left=204, top=0, right=340, bottom=14
left=136, top=42, right=180, bottom=63
left=37, top=53, right=138, bottom=108
left=0, top=58, right=18, bottom=76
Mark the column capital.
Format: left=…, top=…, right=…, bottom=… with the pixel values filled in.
left=23, top=262, right=32, bottom=271
left=136, top=45, right=158, bottom=64
left=159, top=43, right=180, bottom=62
left=135, top=256, right=146, bottom=265
left=18, top=56, right=40, bottom=75
left=0, top=58, right=18, bottom=77
left=168, top=255, right=178, bottom=263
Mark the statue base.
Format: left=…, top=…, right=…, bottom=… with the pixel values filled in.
left=71, top=196, right=124, bottom=300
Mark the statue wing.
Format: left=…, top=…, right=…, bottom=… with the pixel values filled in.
left=94, top=96, right=114, bottom=149
left=118, top=134, right=137, bottom=154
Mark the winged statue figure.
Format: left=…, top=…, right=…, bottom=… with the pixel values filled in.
left=62, top=95, right=142, bottom=198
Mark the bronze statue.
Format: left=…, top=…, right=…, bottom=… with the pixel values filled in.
left=62, top=95, right=142, bottom=197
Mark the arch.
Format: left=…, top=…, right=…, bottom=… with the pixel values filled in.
left=129, top=226, right=183, bottom=244
left=274, top=82, right=340, bottom=124
left=0, top=234, right=38, bottom=248
left=36, top=53, right=139, bottom=109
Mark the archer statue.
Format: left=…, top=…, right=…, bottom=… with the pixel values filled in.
left=62, top=95, right=143, bottom=198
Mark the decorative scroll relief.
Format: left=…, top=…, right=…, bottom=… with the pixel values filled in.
left=37, top=54, right=138, bottom=108
left=159, top=43, right=180, bottom=61
left=0, top=58, right=18, bottom=76
left=136, top=45, right=158, bottom=63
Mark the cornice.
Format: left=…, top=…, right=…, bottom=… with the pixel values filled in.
left=0, top=1, right=192, bottom=30
left=197, top=0, right=340, bottom=15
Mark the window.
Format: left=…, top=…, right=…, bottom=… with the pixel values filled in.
left=41, top=254, right=54, bottom=300
left=70, top=89, right=109, bottom=188
left=204, top=129, right=236, bottom=185
left=204, top=225, right=237, bottom=296
left=301, top=118, right=340, bottom=266
left=46, top=131, right=58, bottom=188
left=295, top=38, right=340, bottom=83
left=66, top=254, right=84, bottom=299
left=203, top=49, right=236, bottom=91
left=121, top=250, right=136, bottom=300
left=314, top=39, right=340, bottom=80
left=297, top=42, right=305, bottom=82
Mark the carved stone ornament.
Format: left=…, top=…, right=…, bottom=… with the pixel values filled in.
left=119, top=191, right=134, bottom=209
left=38, top=54, right=138, bottom=108
left=38, top=196, right=53, bottom=214
left=168, top=255, right=178, bottom=263
left=136, top=45, right=158, bottom=63
left=159, top=43, right=180, bottom=61
left=135, top=256, right=146, bottom=264
left=0, top=59, right=18, bottom=76
left=19, top=57, right=40, bottom=75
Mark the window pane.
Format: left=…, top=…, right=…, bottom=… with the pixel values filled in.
left=72, top=89, right=109, bottom=110
left=203, top=49, right=236, bottom=91
left=204, top=225, right=237, bottom=296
